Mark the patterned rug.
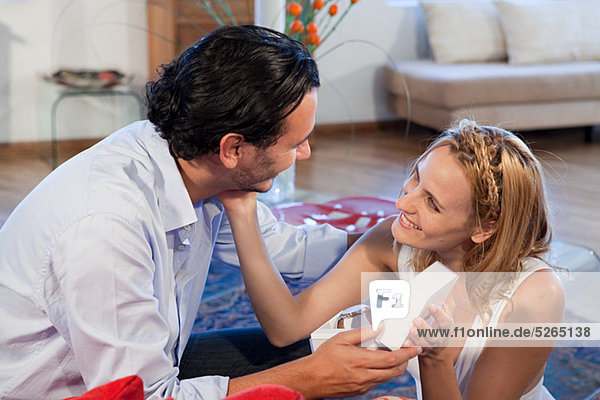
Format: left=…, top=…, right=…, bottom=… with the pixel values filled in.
left=194, top=261, right=600, bottom=400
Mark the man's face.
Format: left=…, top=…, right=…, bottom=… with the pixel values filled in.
left=233, top=88, right=317, bottom=192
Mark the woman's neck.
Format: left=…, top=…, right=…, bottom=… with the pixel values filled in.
left=437, top=253, right=465, bottom=272
left=436, top=241, right=474, bottom=272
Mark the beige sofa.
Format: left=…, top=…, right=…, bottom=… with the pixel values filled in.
left=382, top=59, right=600, bottom=142
left=381, top=0, right=600, bottom=142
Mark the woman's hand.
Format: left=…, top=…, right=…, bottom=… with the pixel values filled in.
left=404, top=304, right=455, bottom=361
left=407, top=304, right=464, bottom=399
left=217, top=190, right=257, bottom=217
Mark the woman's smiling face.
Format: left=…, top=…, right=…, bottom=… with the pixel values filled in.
left=391, top=145, right=478, bottom=268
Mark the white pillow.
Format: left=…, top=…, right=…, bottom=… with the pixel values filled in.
left=495, top=0, right=600, bottom=64
left=420, top=0, right=507, bottom=64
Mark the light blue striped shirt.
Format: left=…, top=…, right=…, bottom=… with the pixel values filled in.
left=0, top=121, right=347, bottom=400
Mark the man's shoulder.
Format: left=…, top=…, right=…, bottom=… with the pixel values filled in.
left=93, top=120, right=162, bottom=166
left=70, top=122, right=167, bottom=219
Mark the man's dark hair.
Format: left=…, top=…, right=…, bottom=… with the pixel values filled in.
left=146, top=25, right=320, bottom=160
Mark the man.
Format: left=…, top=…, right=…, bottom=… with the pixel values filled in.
left=0, top=26, right=418, bottom=399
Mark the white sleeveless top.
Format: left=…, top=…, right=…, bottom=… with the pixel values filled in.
left=398, top=245, right=555, bottom=400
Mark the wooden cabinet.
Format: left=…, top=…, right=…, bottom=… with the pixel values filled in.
left=147, top=0, right=254, bottom=78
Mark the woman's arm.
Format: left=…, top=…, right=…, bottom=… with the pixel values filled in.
left=218, top=190, right=398, bottom=346
left=418, top=349, right=463, bottom=400
left=213, top=200, right=348, bottom=281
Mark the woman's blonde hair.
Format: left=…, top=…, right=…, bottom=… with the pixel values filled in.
left=408, top=120, right=552, bottom=316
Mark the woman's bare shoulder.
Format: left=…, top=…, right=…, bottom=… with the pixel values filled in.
left=351, top=215, right=399, bottom=272
left=507, top=268, right=566, bottom=323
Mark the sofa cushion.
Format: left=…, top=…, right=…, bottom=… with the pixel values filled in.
left=420, top=0, right=506, bottom=64
left=495, top=0, right=600, bottom=65
left=383, top=60, right=600, bottom=109
left=386, top=94, right=600, bottom=131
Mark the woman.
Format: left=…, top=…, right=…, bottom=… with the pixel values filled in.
left=219, top=119, right=565, bottom=399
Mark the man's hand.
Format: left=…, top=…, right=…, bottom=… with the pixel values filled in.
left=298, top=326, right=421, bottom=399
left=227, top=327, right=421, bottom=399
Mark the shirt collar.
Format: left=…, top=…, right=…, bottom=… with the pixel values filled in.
left=202, top=196, right=224, bottom=215
left=143, top=122, right=198, bottom=232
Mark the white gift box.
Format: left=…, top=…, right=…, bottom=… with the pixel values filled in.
left=310, top=261, right=458, bottom=352
left=309, top=305, right=373, bottom=352
left=377, top=261, right=458, bottom=350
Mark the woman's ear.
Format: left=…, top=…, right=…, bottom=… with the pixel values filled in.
left=219, top=133, right=245, bottom=169
left=471, top=221, right=497, bottom=244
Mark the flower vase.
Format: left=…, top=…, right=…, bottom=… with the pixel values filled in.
left=257, top=163, right=296, bottom=206
left=255, top=0, right=294, bottom=206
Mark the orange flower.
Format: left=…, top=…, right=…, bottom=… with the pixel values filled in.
left=290, top=19, right=305, bottom=34
left=287, top=2, right=303, bottom=16
left=306, top=33, right=321, bottom=46
left=284, top=0, right=359, bottom=52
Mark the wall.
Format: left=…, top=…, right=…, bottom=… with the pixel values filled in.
left=0, top=0, right=425, bottom=143
left=0, top=0, right=149, bottom=144
left=315, top=0, right=429, bottom=124
left=0, top=21, right=11, bottom=140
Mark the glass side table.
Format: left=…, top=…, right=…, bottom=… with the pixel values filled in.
left=50, top=87, right=145, bottom=169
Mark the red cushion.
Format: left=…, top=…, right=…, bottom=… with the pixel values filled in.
left=224, top=384, right=304, bottom=399
left=62, top=375, right=148, bottom=400
left=371, top=397, right=414, bottom=400
left=62, top=375, right=298, bottom=400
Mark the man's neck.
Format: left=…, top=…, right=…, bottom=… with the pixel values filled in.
left=176, top=156, right=230, bottom=204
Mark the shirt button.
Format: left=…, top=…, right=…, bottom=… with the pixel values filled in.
left=177, top=244, right=186, bottom=250
left=184, top=225, right=192, bottom=231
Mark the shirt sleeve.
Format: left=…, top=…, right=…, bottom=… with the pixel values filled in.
left=50, top=214, right=228, bottom=400
left=213, top=201, right=348, bottom=281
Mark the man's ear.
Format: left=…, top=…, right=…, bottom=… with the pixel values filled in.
left=219, top=133, right=245, bottom=169
left=471, top=220, right=497, bottom=244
